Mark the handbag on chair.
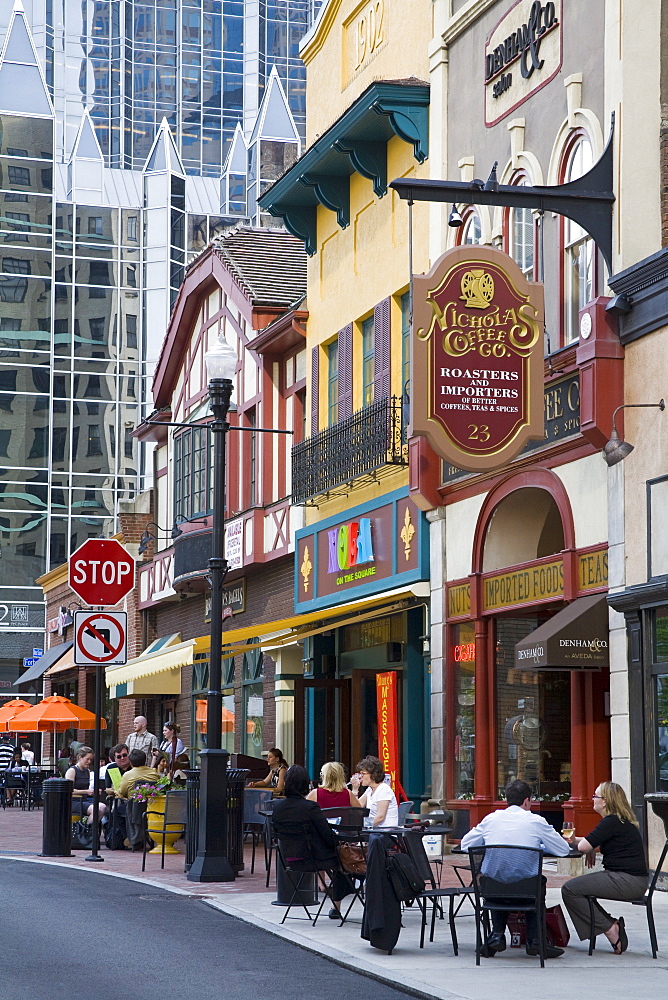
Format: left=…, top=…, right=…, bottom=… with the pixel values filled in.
left=337, top=842, right=367, bottom=875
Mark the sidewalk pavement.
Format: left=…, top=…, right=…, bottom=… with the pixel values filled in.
left=2, top=805, right=668, bottom=1000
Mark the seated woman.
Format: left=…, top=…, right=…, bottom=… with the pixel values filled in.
left=306, top=761, right=361, bottom=810
left=65, top=746, right=107, bottom=826
left=561, top=781, right=648, bottom=954
left=272, top=764, right=354, bottom=919
left=248, top=748, right=288, bottom=794
left=351, top=756, right=399, bottom=829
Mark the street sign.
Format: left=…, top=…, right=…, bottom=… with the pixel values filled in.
left=74, top=611, right=128, bottom=666
left=23, top=657, right=35, bottom=667
left=68, top=538, right=135, bottom=606
left=33, top=648, right=43, bottom=657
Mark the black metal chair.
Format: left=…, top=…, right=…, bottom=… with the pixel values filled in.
left=584, top=837, right=668, bottom=958
left=275, top=831, right=364, bottom=926
left=320, top=805, right=368, bottom=837
left=142, top=790, right=187, bottom=871
left=402, top=829, right=474, bottom=952
left=468, top=845, right=547, bottom=967
left=243, top=788, right=274, bottom=874
left=261, top=799, right=278, bottom=887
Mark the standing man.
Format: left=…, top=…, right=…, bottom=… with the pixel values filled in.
left=0, top=734, right=17, bottom=807
left=0, top=734, right=17, bottom=771
left=126, top=716, right=158, bottom=762
left=461, top=779, right=571, bottom=959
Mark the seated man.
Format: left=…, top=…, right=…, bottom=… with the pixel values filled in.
left=115, top=749, right=159, bottom=799
left=461, top=779, right=570, bottom=959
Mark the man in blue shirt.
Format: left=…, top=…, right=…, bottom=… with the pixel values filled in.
left=462, top=779, right=570, bottom=958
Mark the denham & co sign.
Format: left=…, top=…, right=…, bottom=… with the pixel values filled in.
left=412, top=245, right=545, bottom=472
left=484, top=0, right=562, bottom=127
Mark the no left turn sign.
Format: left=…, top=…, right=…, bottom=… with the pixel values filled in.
left=74, top=611, right=128, bottom=666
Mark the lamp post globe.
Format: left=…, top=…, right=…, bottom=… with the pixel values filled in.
left=204, top=337, right=237, bottom=382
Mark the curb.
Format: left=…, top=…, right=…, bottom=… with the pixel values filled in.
left=0, top=854, right=460, bottom=1000
left=202, top=895, right=464, bottom=1000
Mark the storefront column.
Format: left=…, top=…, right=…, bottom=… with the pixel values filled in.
left=567, top=670, right=606, bottom=831
left=470, top=616, right=494, bottom=824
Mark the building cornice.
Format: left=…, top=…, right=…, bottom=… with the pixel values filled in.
left=441, top=0, right=498, bottom=46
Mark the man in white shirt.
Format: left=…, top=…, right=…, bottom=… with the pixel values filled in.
left=461, top=779, right=570, bottom=959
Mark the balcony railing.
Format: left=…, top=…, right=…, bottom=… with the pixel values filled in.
left=292, top=395, right=407, bottom=505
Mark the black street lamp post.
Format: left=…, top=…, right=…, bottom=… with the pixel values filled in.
left=187, top=337, right=237, bottom=882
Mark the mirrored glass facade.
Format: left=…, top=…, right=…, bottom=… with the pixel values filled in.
left=33, top=0, right=318, bottom=175
left=0, top=2, right=318, bottom=672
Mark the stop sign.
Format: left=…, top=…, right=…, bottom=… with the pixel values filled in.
left=68, top=538, right=136, bottom=607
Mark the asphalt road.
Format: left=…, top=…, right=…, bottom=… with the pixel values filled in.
left=0, top=860, right=415, bottom=1000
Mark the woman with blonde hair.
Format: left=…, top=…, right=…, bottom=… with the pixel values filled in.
left=306, top=761, right=361, bottom=809
left=561, top=781, right=648, bottom=954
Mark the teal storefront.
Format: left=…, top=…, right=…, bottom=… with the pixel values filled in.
left=293, top=487, right=431, bottom=803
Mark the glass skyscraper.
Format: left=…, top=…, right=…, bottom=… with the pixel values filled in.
left=0, top=0, right=317, bottom=688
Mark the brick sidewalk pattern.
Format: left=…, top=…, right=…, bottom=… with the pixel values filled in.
left=0, top=804, right=573, bottom=897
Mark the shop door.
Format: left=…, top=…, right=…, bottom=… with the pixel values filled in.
left=294, top=679, right=351, bottom=777
left=351, top=669, right=402, bottom=775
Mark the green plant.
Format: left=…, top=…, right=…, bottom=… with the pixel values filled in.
left=128, top=775, right=173, bottom=804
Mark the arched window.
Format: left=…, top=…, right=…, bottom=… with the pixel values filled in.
left=563, top=137, right=594, bottom=342
left=457, top=209, right=482, bottom=246
left=505, top=176, right=534, bottom=279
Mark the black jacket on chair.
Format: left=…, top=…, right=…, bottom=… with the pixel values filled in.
left=271, top=795, right=339, bottom=867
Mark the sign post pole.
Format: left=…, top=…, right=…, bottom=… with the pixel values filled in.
left=68, top=539, right=134, bottom=866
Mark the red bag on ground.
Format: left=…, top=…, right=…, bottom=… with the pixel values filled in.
left=505, top=907, right=570, bottom=949
left=546, top=904, right=570, bottom=947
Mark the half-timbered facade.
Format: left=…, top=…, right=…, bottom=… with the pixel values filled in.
left=107, top=226, right=307, bottom=763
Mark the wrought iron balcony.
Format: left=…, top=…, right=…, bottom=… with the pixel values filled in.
left=292, top=395, right=407, bottom=505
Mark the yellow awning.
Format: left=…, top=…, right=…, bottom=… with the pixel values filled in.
left=44, top=647, right=76, bottom=677
left=105, top=636, right=210, bottom=696
left=215, top=585, right=429, bottom=656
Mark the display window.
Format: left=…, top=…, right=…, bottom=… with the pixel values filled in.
left=495, top=615, right=571, bottom=802
left=652, top=608, right=668, bottom=792
left=452, top=621, right=475, bottom=798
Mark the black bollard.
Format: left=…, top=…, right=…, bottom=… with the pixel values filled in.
left=42, top=778, right=73, bottom=857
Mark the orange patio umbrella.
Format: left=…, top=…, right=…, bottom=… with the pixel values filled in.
left=10, top=695, right=106, bottom=732
left=10, top=696, right=106, bottom=769
left=195, top=698, right=234, bottom=734
left=0, top=699, right=33, bottom=733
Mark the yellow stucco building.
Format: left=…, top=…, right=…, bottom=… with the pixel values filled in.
left=259, top=0, right=435, bottom=798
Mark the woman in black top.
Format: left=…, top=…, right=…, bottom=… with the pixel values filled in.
left=562, top=782, right=648, bottom=953
left=271, top=765, right=353, bottom=919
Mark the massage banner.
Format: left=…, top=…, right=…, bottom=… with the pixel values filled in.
left=376, top=671, right=400, bottom=794
left=412, top=245, right=545, bottom=472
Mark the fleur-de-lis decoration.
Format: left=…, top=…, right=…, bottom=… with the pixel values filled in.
left=300, top=545, right=312, bottom=592
left=400, top=506, right=415, bottom=561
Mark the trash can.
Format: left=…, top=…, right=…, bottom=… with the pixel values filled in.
left=42, top=778, right=73, bottom=857
left=184, top=770, right=200, bottom=873
left=184, top=767, right=249, bottom=874
left=275, top=851, right=318, bottom=906
left=227, top=768, right=249, bottom=873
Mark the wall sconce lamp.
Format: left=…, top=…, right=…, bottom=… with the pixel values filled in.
left=602, top=399, right=665, bottom=466
left=138, top=517, right=206, bottom=556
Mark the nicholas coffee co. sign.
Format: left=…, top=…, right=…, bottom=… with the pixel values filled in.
left=484, top=0, right=562, bottom=127
left=412, top=245, right=545, bottom=472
